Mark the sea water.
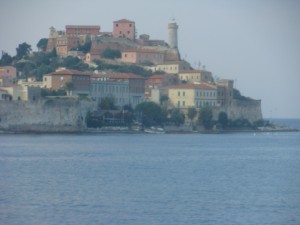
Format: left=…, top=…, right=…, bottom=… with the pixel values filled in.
left=0, top=120, right=300, bottom=225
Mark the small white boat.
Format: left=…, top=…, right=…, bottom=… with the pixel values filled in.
left=144, top=126, right=165, bottom=134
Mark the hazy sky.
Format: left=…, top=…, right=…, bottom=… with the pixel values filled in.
left=1, top=0, right=300, bottom=118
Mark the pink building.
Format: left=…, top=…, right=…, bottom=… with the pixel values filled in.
left=121, top=49, right=164, bottom=64
left=0, top=66, right=16, bottom=78
left=113, top=19, right=135, bottom=40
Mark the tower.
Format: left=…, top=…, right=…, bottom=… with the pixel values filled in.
left=168, top=21, right=178, bottom=49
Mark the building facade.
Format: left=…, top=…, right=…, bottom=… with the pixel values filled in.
left=148, top=60, right=191, bottom=74
left=168, top=83, right=218, bottom=109
left=0, top=86, right=41, bottom=101
left=92, top=72, right=145, bottom=108
left=0, top=66, right=17, bottom=87
left=179, top=70, right=214, bottom=83
left=65, top=25, right=100, bottom=36
left=112, top=19, right=135, bottom=40
left=43, top=69, right=91, bottom=96
left=216, top=79, right=234, bottom=106
left=121, top=49, right=164, bottom=64
left=145, top=74, right=179, bottom=103
left=91, top=78, right=130, bottom=108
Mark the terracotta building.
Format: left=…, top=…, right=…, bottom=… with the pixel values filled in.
left=65, top=25, right=100, bottom=36
left=113, top=19, right=135, bottom=40
left=43, top=69, right=91, bottom=96
left=0, top=66, right=17, bottom=87
left=121, top=49, right=164, bottom=64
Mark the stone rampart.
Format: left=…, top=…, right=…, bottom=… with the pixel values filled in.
left=213, top=99, right=263, bottom=123
left=0, top=99, right=97, bottom=133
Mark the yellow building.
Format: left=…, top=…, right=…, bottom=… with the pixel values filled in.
left=168, top=83, right=218, bottom=109
left=179, top=70, right=213, bottom=83
left=0, top=86, right=41, bottom=101
left=147, top=60, right=191, bottom=74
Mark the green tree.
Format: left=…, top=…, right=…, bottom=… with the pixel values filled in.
left=199, top=107, right=213, bottom=129
left=170, top=108, right=185, bottom=126
left=85, top=111, right=103, bottom=128
left=0, top=52, right=13, bottom=66
left=101, top=48, right=121, bottom=59
left=135, top=101, right=164, bottom=127
left=36, top=38, right=48, bottom=51
left=65, top=82, right=74, bottom=96
left=16, top=42, right=32, bottom=59
left=36, top=65, right=53, bottom=81
left=62, top=56, right=89, bottom=71
left=99, top=97, right=117, bottom=110
left=218, top=111, right=228, bottom=128
left=160, top=95, right=169, bottom=105
left=74, top=40, right=91, bottom=54
left=187, top=107, right=197, bottom=125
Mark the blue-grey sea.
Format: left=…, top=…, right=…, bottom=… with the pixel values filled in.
left=0, top=119, right=300, bottom=225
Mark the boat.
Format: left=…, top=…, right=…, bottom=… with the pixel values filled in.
left=144, top=126, right=165, bottom=134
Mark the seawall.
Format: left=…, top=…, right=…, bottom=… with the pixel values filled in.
left=212, top=99, right=263, bottom=123
left=0, top=99, right=97, bottom=133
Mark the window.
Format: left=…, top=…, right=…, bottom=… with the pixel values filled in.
left=182, top=101, right=185, bottom=106
left=127, top=31, right=130, bottom=34
left=178, top=91, right=180, bottom=96
left=129, top=24, right=132, bottom=27
left=183, top=91, right=185, bottom=96
left=116, top=24, right=119, bottom=27
left=177, top=101, right=180, bottom=107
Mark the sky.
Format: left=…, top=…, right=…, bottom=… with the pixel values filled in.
left=1, top=0, right=300, bottom=118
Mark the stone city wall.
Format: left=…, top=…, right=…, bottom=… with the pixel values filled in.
left=213, top=99, right=263, bottom=123
left=0, top=99, right=97, bottom=133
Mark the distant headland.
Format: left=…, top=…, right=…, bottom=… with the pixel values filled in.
left=1, top=18, right=294, bottom=134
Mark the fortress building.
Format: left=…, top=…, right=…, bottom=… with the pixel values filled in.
left=113, top=19, right=136, bottom=40
left=168, top=21, right=178, bottom=49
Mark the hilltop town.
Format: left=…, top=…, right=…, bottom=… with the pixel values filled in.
left=0, top=19, right=265, bottom=133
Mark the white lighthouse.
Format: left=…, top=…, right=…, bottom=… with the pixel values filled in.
left=168, top=21, right=178, bottom=49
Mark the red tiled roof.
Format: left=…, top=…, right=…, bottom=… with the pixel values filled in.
left=169, top=83, right=216, bottom=90
left=148, top=74, right=177, bottom=79
left=122, top=49, right=162, bottom=54
left=92, top=72, right=144, bottom=79
left=49, top=69, right=92, bottom=76
left=180, top=70, right=211, bottom=73
left=114, top=19, right=134, bottom=23
left=66, top=25, right=100, bottom=29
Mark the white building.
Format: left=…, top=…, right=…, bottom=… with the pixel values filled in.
left=91, top=78, right=129, bottom=108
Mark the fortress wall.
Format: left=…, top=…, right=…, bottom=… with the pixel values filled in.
left=0, top=99, right=97, bottom=133
left=212, top=99, right=263, bottom=123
